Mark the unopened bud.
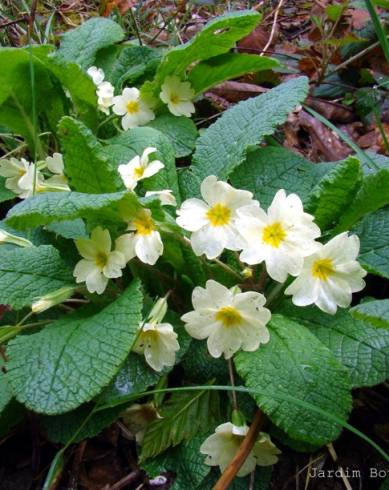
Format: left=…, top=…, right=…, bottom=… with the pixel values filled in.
left=0, top=229, right=34, bottom=248
left=32, top=286, right=76, bottom=313
left=148, top=297, right=168, bottom=324
left=231, top=409, right=247, bottom=429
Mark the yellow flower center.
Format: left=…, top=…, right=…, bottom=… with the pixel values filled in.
left=134, top=166, right=145, bottom=178
left=262, top=222, right=287, bottom=248
left=215, top=306, right=243, bottom=327
left=133, top=214, right=156, bottom=236
left=311, top=258, right=335, bottom=281
left=127, top=100, right=139, bottom=114
left=95, top=252, right=108, bottom=268
left=18, top=169, right=26, bottom=176
left=206, top=203, right=231, bottom=227
left=170, top=93, right=180, bottom=104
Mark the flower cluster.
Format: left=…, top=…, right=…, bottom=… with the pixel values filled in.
left=176, top=176, right=366, bottom=316
left=87, top=66, right=195, bottom=127
left=0, top=153, right=69, bottom=199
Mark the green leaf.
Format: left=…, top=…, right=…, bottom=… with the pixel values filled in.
left=305, top=156, right=362, bottom=230
left=279, top=303, right=389, bottom=388
left=46, top=219, right=88, bottom=240
left=41, top=403, right=123, bottom=444
left=148, top=114, right=198, bottom=158
left=0, top=362, right=12, bottom=414
left=353, top=207, right=389, bottom=279
left=142, top=435, right=211, bottom=490
left=188, top=53, right=280, bottom=95
left=0, top=47, right=64, bottom=151
left=58, top=116, right=120, bottom=193
left=6, top=191, right=140, bottom=230
left=188, top=77, right=309, bottom=192
left=0, top=177, right=14, bottom=203
left=335, top=168, right=389, bottom=232
left=99, top=353, right=162, bottom=407
left=0, top=245, right=74, bottom=310
left=55, top=18, right=124, bottom=69
left=140, top=388, right=220, bottom=461
left=235, top=314, right=352, bottom=446
left=230, top=146, right=330, bottom=208
left=350, top=300, right=389, bottom=329
left=97, top=44, right=160, bottom=89
left=7, top=280, right=143, bottom=414
left=155, top=11, right=262, bottom=82
left=106, top=127, right=180, bottom=202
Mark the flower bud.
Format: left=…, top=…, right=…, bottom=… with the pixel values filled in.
left=0, top=229, right=33, bottom=248
left=231, top=409, right=247, bottom=429
left=148, top=297, right=168, bottom=324
left=32, top=286, right=76, bottom=313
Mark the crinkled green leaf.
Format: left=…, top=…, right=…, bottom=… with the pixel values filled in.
left=41, top=403, right=123, bottom=444
left=0, top=361, right=12, bottom=414
left=155, top=11, right=261, bottom=82
left=353, top=207, right=389, bottom=279
left=46, top=219, right=88, bottom=240
left=106, top=126, right=180, bottom=202
left=0, top=177, right=14, bottom=203
left=97, top=44, right=160, bottom=89
left=189, top=52, right=280, bottom=95
left=0, top=245, right=74, bottom=310
left=99, top=353, right=162, bottom=407
left=305, top=156, right=362, bottom=230
left=140, top=388, right=220, bottom=462
left=6, top=191, right=140, bottom=230
left=230, top=146, right=330, bottom=208
left=55, top=18, right=124, bottom=69
left=235, top=314, right=352, bottom=445
left=335, top=167, right=389, bottom=232
left=142, top=436, right=211, bottom=490
left=188, top=77, right=309, bottom=194
left=350, top=300, right=389, bottom=329
left=148, top=114, right=198, bottom=158
left=59, top=116, right=120, bottom=193
left=280, top=303, right=389, bottom=387
left=7, top=280, right=143, bottom=414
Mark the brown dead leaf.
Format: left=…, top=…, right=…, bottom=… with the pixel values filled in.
left=209, top=81, right=266, bottom=103
left=238, top=25, right=276, bottom=55
left=306, top=97, right=355, bottom=123
left=348, top=8, right=370, bottom=30
left=103, top=0, right=135, bottom=16
left=298, top=110, right=351, bottom=160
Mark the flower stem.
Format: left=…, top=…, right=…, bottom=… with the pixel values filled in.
left=228, top=358, right=238, bottom=411
left=213, top=409, right=264, bottom=490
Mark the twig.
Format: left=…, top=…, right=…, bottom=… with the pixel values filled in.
left=0, top=16, right=27, bottom=29
left=129, top=7, right=143, bottom=46
left=327, top=443, right=353, bottom=490
left=213, top=409, right=264, bottom=490
left=331, top=39, right=381, bottom=74
left=260, top=0, right=285, bottom=57
left=108, top=470, right=143, bottom=490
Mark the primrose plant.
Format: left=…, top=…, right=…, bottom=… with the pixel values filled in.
left=0, top=10, right=388, bottom=488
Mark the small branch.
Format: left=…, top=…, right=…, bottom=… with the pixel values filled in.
left=213, top=409, right=264, bottom=490
left=0, top=17, right=27, bottom=29
left=260, top=0, right=285, bottom=57
left=327, top=443, right=352, bottom=490
left=108, top=470, right=143, bottom=490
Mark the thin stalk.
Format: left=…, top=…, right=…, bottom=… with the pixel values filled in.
left=304, top=106, right=380, bottom=171
left=94, top=384, right=389, bottom=461
left=228, top=358, right=238, bottom=411
left=364, top=0, right=389, bottom=66
left=374, top=106, right=389, bottom=154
